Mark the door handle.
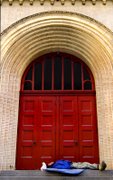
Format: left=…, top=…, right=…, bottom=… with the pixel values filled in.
left=74, top=140, right=78, bottom=145
left=33, top=140, right=37, bottom=145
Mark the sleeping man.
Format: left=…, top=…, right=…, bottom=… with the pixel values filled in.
left=41, top=160, right=107, bottom=171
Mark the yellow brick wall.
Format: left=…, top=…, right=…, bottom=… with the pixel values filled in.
left=1, top=12, right=113, bottom=170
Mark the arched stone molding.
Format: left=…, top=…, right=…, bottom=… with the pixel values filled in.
left=1, top=11, right=113, bottom=170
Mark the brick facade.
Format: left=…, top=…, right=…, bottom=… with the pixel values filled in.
left=1, top=11, right=113, bottom=170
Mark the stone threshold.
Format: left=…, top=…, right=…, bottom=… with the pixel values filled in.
left=0, top=170, right=113, bottom=179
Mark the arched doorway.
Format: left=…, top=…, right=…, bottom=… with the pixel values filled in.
left=16, top=52, right=99, bottom=169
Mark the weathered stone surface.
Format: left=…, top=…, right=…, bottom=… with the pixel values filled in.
left=0, top=170, right=113, bottom=179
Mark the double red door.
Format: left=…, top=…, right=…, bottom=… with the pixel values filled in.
left=16, top=95, right=99, bottom=169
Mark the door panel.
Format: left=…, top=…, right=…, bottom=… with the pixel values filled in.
left=78, top=96, right=99, bottom=163
left=16, top=96, right=37, bottom=169
left=59, top=96, right=79, bottom=161
left=37, top=96, right=56, bottom=167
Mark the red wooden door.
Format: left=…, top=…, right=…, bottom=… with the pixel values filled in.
left=78, top=96, right=99, bottom=163
left=36, top=96, right=56, bottom=167
left=16, top=96, right=37, bottom=169
left=16, top=95, right=99, bottom=169
left=16, top=96, right=57, bottom=169
left=16, top=53, right=99, bottom=169
left=59, top=96, right=79, bottom=162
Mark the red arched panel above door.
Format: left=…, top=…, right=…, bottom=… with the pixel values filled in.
left=21, top=53, right=95, bottom=92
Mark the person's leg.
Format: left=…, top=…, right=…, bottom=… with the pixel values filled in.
left=71, top=161, right=107, bottom=170
left=71, top=162, right=98, bottom=169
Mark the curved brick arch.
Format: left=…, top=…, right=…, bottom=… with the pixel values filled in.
left=1, top=12, right=113, bottom=170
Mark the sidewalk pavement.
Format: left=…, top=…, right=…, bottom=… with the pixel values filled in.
left=0, top=170, right=113, bottom=180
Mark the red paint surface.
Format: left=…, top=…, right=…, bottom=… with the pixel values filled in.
left=16, top=53, right=99, bottom=170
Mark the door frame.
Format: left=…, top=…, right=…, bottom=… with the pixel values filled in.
left=16, top=52, right=98, bottom=169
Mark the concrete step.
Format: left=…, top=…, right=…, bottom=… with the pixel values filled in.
left=0, top=170, right=113, bottom=180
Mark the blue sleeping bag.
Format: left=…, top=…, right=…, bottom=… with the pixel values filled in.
left=49, top=160, right=72, bottom=169
left=46, top=168, right=84, bottom=175
left=45, top=160, right=84, bottom=175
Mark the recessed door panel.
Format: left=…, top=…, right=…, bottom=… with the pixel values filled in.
left=59, top=96, right=79, bottom=162
left=36, top=96, right=56, bottom=167
left=78, top=96, right=99, bottom=163
left=16, top=96, right=37, bottom=169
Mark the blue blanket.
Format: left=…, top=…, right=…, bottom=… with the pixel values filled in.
left=45, top=168, right=84, bottom=175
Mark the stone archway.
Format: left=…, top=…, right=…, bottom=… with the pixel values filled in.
left=1, top=11, right=113, bottom=170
